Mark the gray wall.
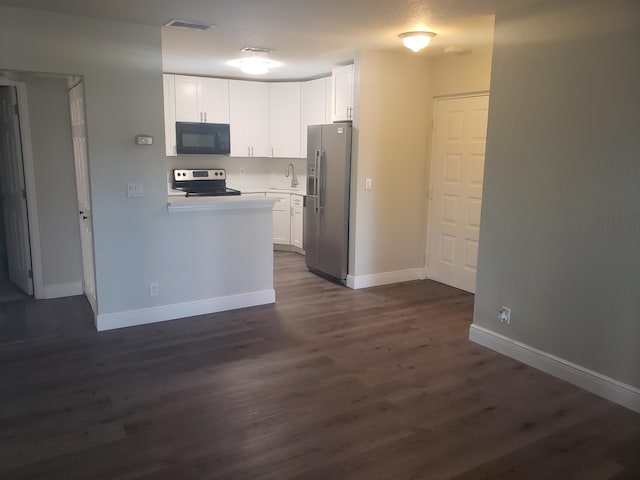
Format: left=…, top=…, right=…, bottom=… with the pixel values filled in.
left=26, top=77, right=83, bottom=289
left=473, top=0, right=640, bottom=388
left=0, top=6, right=273, bottom=317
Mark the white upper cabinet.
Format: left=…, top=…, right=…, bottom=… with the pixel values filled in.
left=269, top=83, right=301, bottom=158
left=332, top=64, right=354, bottom=122
left=229, top=80, right=270, bottom=157
left=199, top=77, right=230, bottom=123
left=301, top=77, right=329, bottom=158
left=162, top=74, right=177, bottom=156
left=174, top=75, right=229, bottom=123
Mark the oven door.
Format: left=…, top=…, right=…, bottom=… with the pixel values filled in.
left=175, top=122, right=230, bottom=155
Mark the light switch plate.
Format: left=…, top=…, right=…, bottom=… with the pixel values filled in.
left=127, top=183, right=143, bottom=198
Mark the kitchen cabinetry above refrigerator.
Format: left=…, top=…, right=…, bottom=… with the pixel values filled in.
left=332, top=64, right=354, bottom=122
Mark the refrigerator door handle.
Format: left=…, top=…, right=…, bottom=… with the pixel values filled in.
left=314, top=149, right=321, bottom=213
left=316, top=150, right=323, bottom=213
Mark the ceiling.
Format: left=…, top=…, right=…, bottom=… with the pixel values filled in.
left=0, top=0, right=544, bottom=80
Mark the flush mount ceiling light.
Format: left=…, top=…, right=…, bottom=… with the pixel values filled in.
left=229, top=47, right=281, bottom=75
left=399, top=31, right=436, bottom=52
left=238, top=57, right=271, bottom=75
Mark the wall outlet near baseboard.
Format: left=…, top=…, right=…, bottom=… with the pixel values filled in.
left=149, top=282, right=159, bottom=297
left=499, top=306, right=511, bottom=324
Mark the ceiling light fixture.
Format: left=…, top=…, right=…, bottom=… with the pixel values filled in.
left=229, top=47, right=280, bottom=75
left=399, top=31, right=436, bottom=52
left=238, top=57, right=271, bottom=75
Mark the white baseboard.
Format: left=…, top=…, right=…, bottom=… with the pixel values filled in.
left=96, top=289, right=275, bottom=332
left=41, top=281, right=83, bottom=299
left=346, top=268, right=426, bottom=290
left=469, top=324, right=640, bottom=413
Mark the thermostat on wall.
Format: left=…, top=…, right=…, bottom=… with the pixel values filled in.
left=135, top=135, right=153, bottom=145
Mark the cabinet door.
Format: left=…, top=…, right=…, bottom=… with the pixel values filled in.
left=248, top=82, right=270, bottom=157
left=199, top=77, right=230, bottom=123
left=291, top=195, right=304, bottom=249
left=163, top=74, right=177, bottom=156
left=269, top=83, right=301, bottom=158
left=229, top=80, right=269, bottom=157
left=268, top=194, right=291, bottom=245
left=325, top=77, right=333, bottom=125
left=301, top=78, right=328, bottom=158
left=332, top=64, right=354, bottom=122
left=174, top=75, right=200, bottom=122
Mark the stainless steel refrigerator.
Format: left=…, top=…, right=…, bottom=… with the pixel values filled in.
left=305, top=123, right=352, bottom=284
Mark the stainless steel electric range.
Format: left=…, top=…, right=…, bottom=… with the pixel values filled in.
left=172, top=169, right=241, bottom=197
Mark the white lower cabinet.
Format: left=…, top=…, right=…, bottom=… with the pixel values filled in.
left=246, top=192, right=303, bottom=249
left=268, top=193, right=291, bottom=245
left=291, top=194, right=304, bottom=249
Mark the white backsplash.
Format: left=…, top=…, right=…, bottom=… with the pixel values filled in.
left=167, top=155, right=307, bottom=193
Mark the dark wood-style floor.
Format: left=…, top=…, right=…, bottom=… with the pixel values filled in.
left=1, top=252, right=638, bottom=479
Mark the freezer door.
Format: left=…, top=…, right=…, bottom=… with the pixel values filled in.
left=304, top=125, right=322, bottom=271
left=316, top=123, right=352, bottom=281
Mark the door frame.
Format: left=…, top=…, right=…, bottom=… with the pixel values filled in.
left=425, top=92, right=489, bottom=281
left=0, top=78, right=43, bottom=298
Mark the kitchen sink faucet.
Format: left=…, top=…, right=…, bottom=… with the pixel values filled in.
left=285, top=163, right=298, bottom=188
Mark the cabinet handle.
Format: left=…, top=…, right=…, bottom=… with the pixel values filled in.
left=248, top=146, right=251, bottom=156
left=271, top=147, right=274, bottom=158
left=204, top=112, right=207, bottom=122
left=199, top=112, right=203, bottom=122
left=251, top=147, right=254, bottom=157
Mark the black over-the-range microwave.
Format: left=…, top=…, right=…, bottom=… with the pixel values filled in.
left=175, top=122, right=231, bottom=155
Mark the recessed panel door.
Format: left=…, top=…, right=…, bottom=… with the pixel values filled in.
left=0, top=86, right=33, bottom=295
left=69, top=83, right=97, bottom=314
left=427, top=95, right=489, bottom=293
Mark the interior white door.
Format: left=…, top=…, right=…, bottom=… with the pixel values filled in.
left=69, top=83, right=97, bottom=313
left=0, top=86, right=33, bottom=295
left=427, top=95, right=489, bottom=293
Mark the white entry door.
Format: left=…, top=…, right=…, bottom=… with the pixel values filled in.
left=427, top=95, right=489, bottom=293
left=69, top=83, right=97, bottom=313
left=0, top=86, right=33, bottom=295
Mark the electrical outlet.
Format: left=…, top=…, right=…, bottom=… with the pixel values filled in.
left=498, top=306, right=511, bottom=324
left=149, top=282, right=159, bottom=297
left=365, top=177, right=372, bottom=190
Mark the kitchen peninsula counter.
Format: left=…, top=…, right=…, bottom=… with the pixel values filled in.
left=167, top=195, right=277, bottom=212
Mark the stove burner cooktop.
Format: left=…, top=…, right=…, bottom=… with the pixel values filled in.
left=185, top=188, right=241, bottom=197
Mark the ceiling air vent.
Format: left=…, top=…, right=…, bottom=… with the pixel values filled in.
left=164, top=19, right=215, bottom=31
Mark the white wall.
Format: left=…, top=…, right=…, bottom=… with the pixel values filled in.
left=0, top=6, right=274, bottom=319
left=473, top=0, right=640, bottom=389
left=350, top=51, right=431, bottom=282
left=26, top=76, right=83, bottom=293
